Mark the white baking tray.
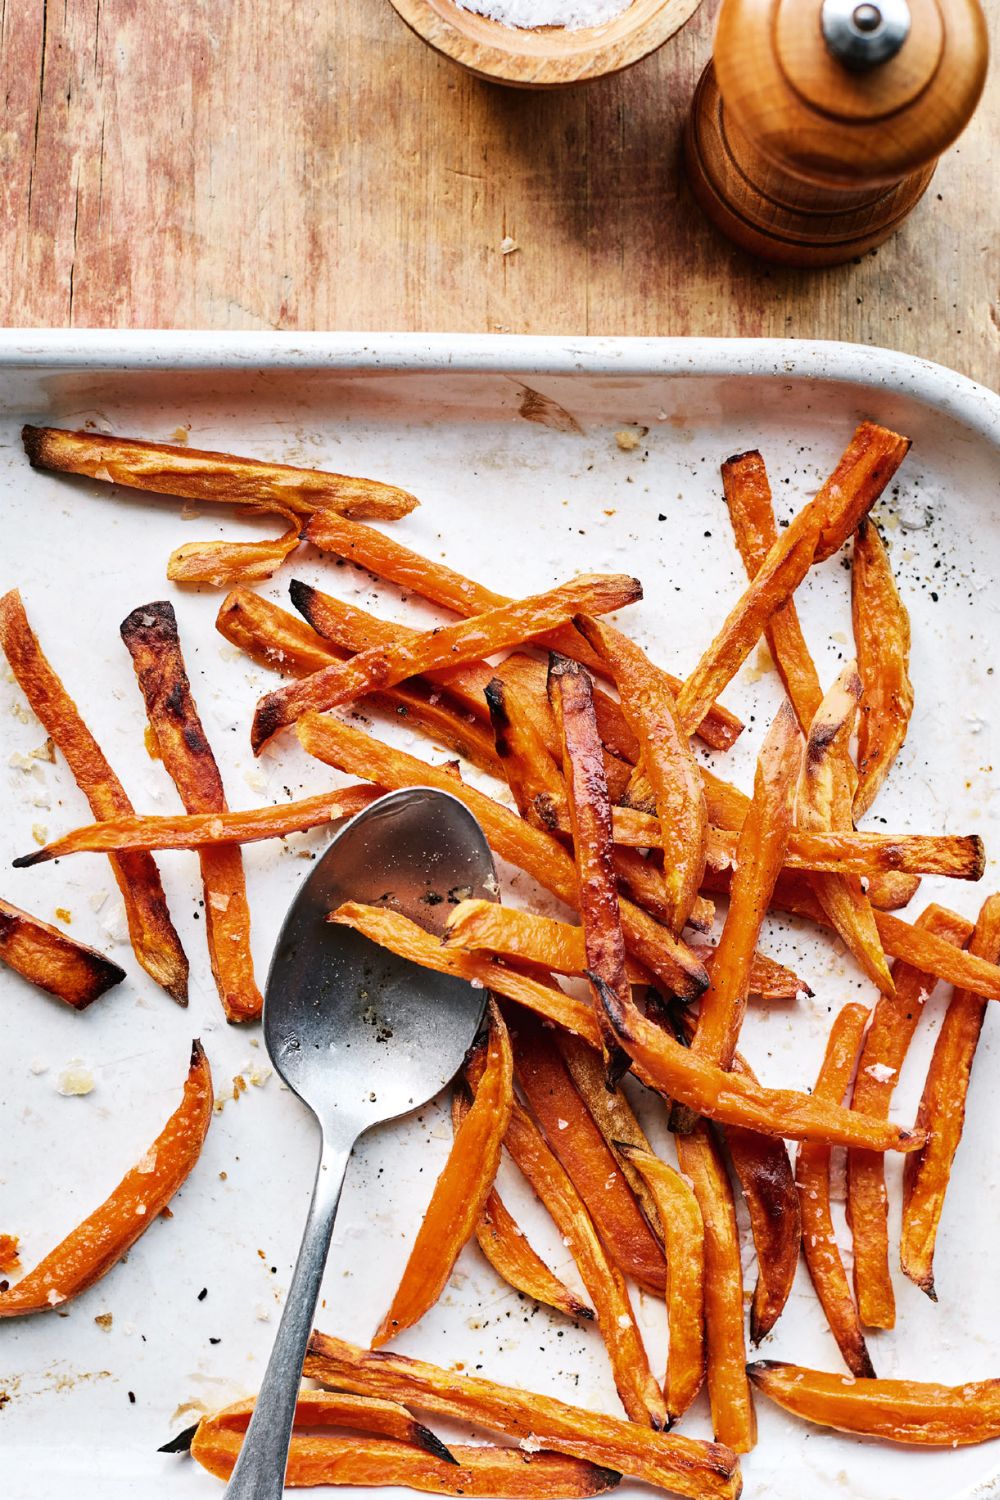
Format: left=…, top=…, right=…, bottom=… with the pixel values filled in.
left=1, top=332, right=999, bottom=1500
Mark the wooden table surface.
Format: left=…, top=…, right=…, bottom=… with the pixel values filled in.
left=4, top=0, right=998, bottom=388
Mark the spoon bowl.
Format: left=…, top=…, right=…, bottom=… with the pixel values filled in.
left=224, top=786, right=498, bottom=1500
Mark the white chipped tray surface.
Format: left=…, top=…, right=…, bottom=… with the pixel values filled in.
left=1, top=332, right=999, bottom=1500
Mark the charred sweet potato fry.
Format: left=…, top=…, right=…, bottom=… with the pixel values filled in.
left=511, top=1012, right=666, bottom=1294
left=847, top=904, right=972, bottom=1329
left=0, top=898, right=125, bottom=1009
left=252, top=573, right=643, bottom=752
left=548, top=654, right=632, bottom=1078
left=676, top=1123, right=756, bottom=1454
left=373, top=1003, right=512, bottom=1346
left=0, top=588, right=188, bottom=1003
left=494, top=1090, right=666, bottom=1428
left=576, top=617, right=707, bottom=934
left=486, top=675, right=570, bottom=831
left=0, top=1041, right=212, bottom=1316
left=618, top=1143, right=706, bottom=1422
left=192, top=1427, right=621, bottom=1495
left=852, top=516, right=914, bottom=818
left=795, top=1003, right=875, bottom=1379
left=692, top=702, right=801, bottom=1071
left=721, top=449, right=823, bottom=731
left=304, top=1335, right=742, bottom=1498
left=800, top=667, right=893, bottom=994
left=17, top=786, right=381, bottom=863
left=705, top=826, right=983, bottom=881
left=299, top=714, right=709, bottom=1000
left=902, top=893, right=1000, bottom=1299
left=747, top=1361, right=1000, bottom=1446
left=187, top=1389, right=456, bottom=1458
left=120, top=602, right=262, bottom=1023
left=304, top=511, right=743, bottom=752
left=451, top=1091, right=594, bottom=1322
left=675, top=422, right=910, bottom=732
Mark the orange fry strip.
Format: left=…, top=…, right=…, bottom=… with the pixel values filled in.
left=705, top=825, right=983, bottom=881
left=495, top=1094, right=667, bottom=1428
left=511, top=1010, right=666, bottom=1295
left=166, top=507, right=302, bottom=588
left=577, top=617, right=707, bottom=934
left=795, top=1003, right=875, bottom=1379
left=443, top=901, right=806, bottom=1003
left=184, top=1389, right=456, bottom=1459
left=15, top=786, right=381, bottom=864
left=192, top=1428, right=621, bottom=1496
left=0, top=1042, right=212, bottom=1316
left=491, top=650, right=641, bottom=770
left=721, top=449, right=823, bottom=731
left=748, top=1361, right=1000, bottom=1446
left=0, top=898, right=125, bottom=1010
left=22, top=425, right=418, bottom=519
left=676, top=422, right=910, bottom=732
left=692, top=701, right=802, bottom=1070
left=304, top=510, right=743, bottom=752
left=676, top=1123, right=756, bottom=1454
left=847, top=904, right=972, bottom=1329
left=852, top=517, right=913, bottom=819
left=304, top=1335, right=743, bottom=1499
left=549, top=653, right=632, bottom=1077
left=0, top=588, right=188, bottom=1003
left=252, top=573, right=642, bottom=751
left=486, top=675, right=572, bottom=831
left=120, top=602, right=262, bottom=1023
left=902, top=893, right=1000, bottom=1299
left=300, top=714, right=709, bottom=999
left=619, top=1143, right=706, bottom=1422
left=873, top=909, right=1000, bottom=997
left=373, top=1003, right=512, bottom=1347
left=800, top=667, right=893, bottom=994
left=452, top=1096, right=594, bottom=1322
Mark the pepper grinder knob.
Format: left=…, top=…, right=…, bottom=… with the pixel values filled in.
left=685, top=0, right=988, bottom=267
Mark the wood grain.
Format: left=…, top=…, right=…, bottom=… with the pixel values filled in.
left=2, top=0, right=997, bottom=387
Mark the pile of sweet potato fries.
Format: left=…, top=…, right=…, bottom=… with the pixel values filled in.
left=5, top=418, right=1000, bottom=1495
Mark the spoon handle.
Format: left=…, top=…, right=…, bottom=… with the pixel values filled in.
left=223, top=1126, right=355, bottom=1499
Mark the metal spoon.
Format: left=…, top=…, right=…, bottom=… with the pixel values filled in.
left=223, top=786, right=497, bottom=1500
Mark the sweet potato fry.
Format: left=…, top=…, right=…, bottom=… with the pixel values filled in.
left=192, top=1428, right=621, bottom=1496
left=252, top=573, right=643, bottom=751
left=901, top=893, right=1000, bottom=1299
left=618, top=1143, right=706, bottom=1422
left=0, top=588, right=188, bottom=1003
left=852, top=516, right=913, bottom=818
left=548, top=653, right=632, bottom=1078
left=304, top=1335, right=743, bottom=1498
left=722, top=449, right=823, bottom=731
left=799, top=667, right=893, bottom=994
left=373, top=1003, right=512, bottom=1347
left=0, top=898, right=126, bottom=1010
left=873, top=909, right=1000, bottom=996
left=218, top=586, right=347, bottom=675
left=555, top=1032, right=664, bottom=1244
left=299, top=714, right=709, bottom=1000
left=491, top=651, right=641, bottom=773
left=594, top=972, right=921, bottom=1151
left=166, top=507, right=302, bottom=588
left=120, top=602, right=262, bottom=1023
left=692, top=701, right=801, bottom=1071
left=0, top=1041, right=212, bottom=1315
left=676, top=1123, right=756, bottom=1453
left=511, top=1011, right=666, bottom=1294
left=576, top=617, right=707, bottom=934
left=23, top=425, right=416, bottom=515
left=747, top=1361, right=1000, bottom=1446
left=494, top=1092, right=666, bottom=1428
left=16, top=786, right=381, bottom=863
left=705, top=826, right=983, bottom=881
left=794, top=1003, right=875, bottom=1379
left=847, top=904, right=972, bottom=1329
left=188, top=1389, right=456, bottom=1458
left=675, top=422, right=910, bottom=732
left=304, top=510, right=743, bottom=752
left=486, top=675, right=570, bottom=830
left=451, top=1092, right=594, bottom=1321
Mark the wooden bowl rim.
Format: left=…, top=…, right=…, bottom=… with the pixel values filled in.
left=387, top=0, right=706, bottom=86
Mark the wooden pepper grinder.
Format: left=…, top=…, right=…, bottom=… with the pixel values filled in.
left=685, top=0, right=989, bottom=267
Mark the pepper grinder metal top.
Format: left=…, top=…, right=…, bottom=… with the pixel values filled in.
left=685, top=0, right=988, bottom=267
